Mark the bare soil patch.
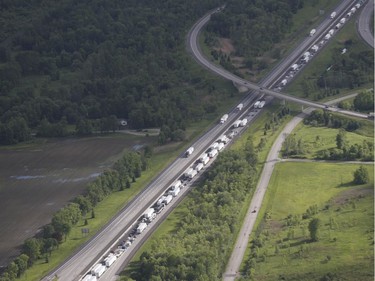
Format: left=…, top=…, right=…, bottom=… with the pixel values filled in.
left=216, top=38, right=235, bottom=54
left=0, top=134, right=154, bottom=267
left=333, top=187, right=373, bottom=206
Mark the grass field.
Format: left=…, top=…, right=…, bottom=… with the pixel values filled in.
left=243, top=162, right=374, bottom=281
left=288, top=123, right=374, bottom=159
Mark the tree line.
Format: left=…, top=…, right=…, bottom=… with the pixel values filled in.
left=125, top=138, right=258, bottom=281
left=0, top=0, right=232, bottom=145
left=0, top=150, right=149, bottom=281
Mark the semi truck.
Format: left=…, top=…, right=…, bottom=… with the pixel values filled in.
left=218, top=135, right=229, bottom=144
left=185, top=146, right=194, bottom=157
left=330, top=11, right=336, bottom=18
left=220, top=114, right=228, bottom=123
left=164, top=194, right=173, bottom=205
left=82, top=275, right=97, bottom=281
left=157, top=196, right=166, bottom=206
left=217, top=142, right=225, bottom=151
left=195, top=163, right=204, bottom=172
left=291, top=63, right=299, bottom=71
left=91, top=264, right=106, bottom=278
left=233, top=120, right=241, bottom=128
left=328, top=29, right=334, bottom=35
left=309, top=29, right=316, bottom=36
left=324, top=33, right=331, bottom=40
left=169, top=186, right=180, bottom=197
left=188, top=169, right=198, bottom=179
left=208, top=149, right=218, bottom=158
left=104, top=254, right=117, bottom=267
left=143, top=208, right=155, bottom=219
left=137, top=222, right=147, bottom=234
left=281, top=79, right=287, bottom=86
left=184, top=168, right=194, bottom=178
left=254, top=101, right=261, bottom=108
left=200, top=155, right=210, bottom=165
left=240, top=118, right=248, bottom=127
left=171, top=180, right=182, bottom=189
left=236, top=103, right=243, bottom=111
left=340, top=18, right=346, bottom=24
left=311, top=45, right=319, bottom=52
left=258, top=101, right=265, bottom=108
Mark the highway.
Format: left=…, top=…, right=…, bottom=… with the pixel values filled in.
left=357, top=0, right=374, bottom=48
left=42, top=1, right=371, bottom=280
left=187, top=0, right=370, bottom=120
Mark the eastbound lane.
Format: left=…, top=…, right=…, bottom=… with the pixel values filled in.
left=187, top=0, right=369, bottom=120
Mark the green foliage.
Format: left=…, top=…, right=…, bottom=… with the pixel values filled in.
left=353, top=165, right=369, bottom=185
left=282, top=134, right=305, bottom=157
left=353, top=90, right=374, bottom=112
left=308, top=218, right=320, bottom=242
left=130, top=148, right=258, bottom=280
left=305, top=109, right=361, bottom=132
left=0, top=0, right=231, bottom=145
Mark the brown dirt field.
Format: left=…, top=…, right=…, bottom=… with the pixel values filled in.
left=0, top=134, right=154, bottom=267
left=216, top=38, right=235, bottom=54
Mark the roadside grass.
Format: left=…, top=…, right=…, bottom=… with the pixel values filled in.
left=285, top=14, right=374, bottom=99
left=289, top=123, right=374, bottom=159
left=120, top=102, right=295, bottom=278
left=243, top=162, right=374, bottom=281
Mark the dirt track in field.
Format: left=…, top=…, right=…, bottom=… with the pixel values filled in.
left=0, top=134, right=151, bottom=267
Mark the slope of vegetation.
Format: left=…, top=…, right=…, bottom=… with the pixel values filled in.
left=240, top=162, right=374, bottom=281
left=0, top=0, right=238, bottom=145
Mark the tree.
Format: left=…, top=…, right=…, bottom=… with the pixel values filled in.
left=335, top=129, right=347, bottom=149
left=14, top=254, right=29, bottom=277
left=308, top=218, right=320, bottom=242
left=22, top=238, right=41, bottom=266
left=353, top=166, right=369, bottom=185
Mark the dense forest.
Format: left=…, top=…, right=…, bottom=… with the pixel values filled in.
left=206, top=0, right=304, bottom=69
left=0, top=0, right=228, bottom=144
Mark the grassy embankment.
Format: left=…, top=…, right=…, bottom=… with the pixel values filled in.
left=120, top=101, right=295, bottom=278
left=242, top=162, right=374, bottom=281
left=17, top=77, right=243, bottom=281
left=286, top=122, right=374, bottom=159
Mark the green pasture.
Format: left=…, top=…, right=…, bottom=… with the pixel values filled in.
left=243, top=162, right=374, bottom=281
left=289, top=123, right=374, bottom=159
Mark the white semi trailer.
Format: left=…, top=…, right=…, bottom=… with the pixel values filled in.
left=220, top=114, right=229, bottom=123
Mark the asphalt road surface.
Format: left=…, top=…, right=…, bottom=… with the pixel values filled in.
left=357, top=0, right=374, bottom=48
left=187, top=0, right=369, bottom=120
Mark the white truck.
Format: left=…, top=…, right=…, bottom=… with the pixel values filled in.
left=91, top=264, right=106, bottom=278
left=291, top=63, right=299, bottom=71
left=324, top=33, right=331, bottom=40
left=303, top=51, right=311, bottom=58
left=104, top=254, right=117, bottom=267
left=233, top=120, right=241, bottom=128
left=210, top=142, right=219, bottom=150
left=184, top=168, right=194, bottom=178
left=240, top=118, right=248, bottom=127
left=201, top=155, right=210, bottom=165
left=258, top=101, right=266, bottom=108
left=143, top=208, right=155, bottom=219
left=311, top=45, right=319, bottom=52
left=195, top=163, right=204, bottom=172
left=171, top=180, right=182, bottom=189
left=137, top=222, right=147, bottom=234
left=254, top=101, right=261, bottom=108
left=218, top=135, right=229, bottom=144
left=281, top=79, right=287, bottom=86
left=157, top=196, right=166, bottom=206
left=217, top=142, right=225, bottom=151
left=199, top=153, right=208, bottom=162
left=236, top=103, right=243, bottom=111
left=220, top=114, right=229, bottom=123
left=309, top=28, right=316, bottom=36
left=328, top=29, right=334, bottom=35
left=185, top=146, right=194, bottom=157
left=188, top=169, right=198, bottom=179
left=335, top=23, right=341, bottom=29
left=340, top=18, right=346, bottom=24
left=355, top=3, right=360, bottom=9
left=330, top=11, right=336, bottom=18
left=350, top=7, right=356, bottom=13
left=169, top=186, right=180, bottom=197
left=208, top=149, right=218, bottom=158
left=163, top=194, right=173, bottom=205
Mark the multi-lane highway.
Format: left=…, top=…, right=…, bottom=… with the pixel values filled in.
left=187, top=0, right=370, bottom=120
left=42, top=1, right=371, bottom=280
left=357, top=0, right=374, bottom=48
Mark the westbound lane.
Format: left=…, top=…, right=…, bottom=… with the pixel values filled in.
left=187, top=0, right=370, bottom=120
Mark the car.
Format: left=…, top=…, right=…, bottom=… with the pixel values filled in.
left=259, top=87, right=263, bottom=91
left=252, top=210, right=256, bottom=213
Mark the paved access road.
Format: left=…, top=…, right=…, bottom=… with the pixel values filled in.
left=357, top=0, right=374, bottom=48
left=222, top=93, right=362, bottom=281
left=187, top=0, right=369, bottom=120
